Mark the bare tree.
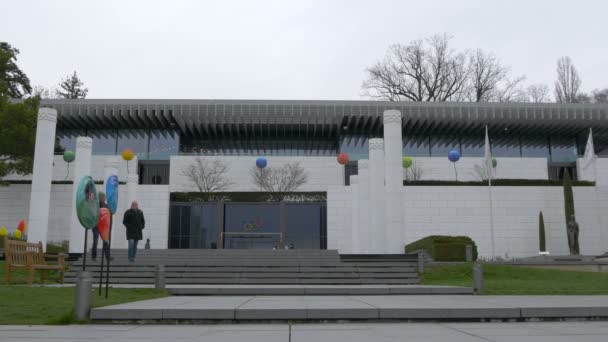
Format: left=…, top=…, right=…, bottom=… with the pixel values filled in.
left=363, top=34, right=470, bottom=102
left=469, top=49, right=509, bottom=102
left=403, top=161, right=424, bottom=181
left=526, top=84, right=550, bottom=103
left=180, top=157, right=233, bottom=196
left=32, top=85, right=57, bottom=99
left=554, top=56, right=582, bottom=103
left=56, top=71, right=88, bottom=99
left=251, top=162, right=308, bottom=201
left=591, top=88, right=608, bottom=103
left=493, top=76, right=527, bottom=102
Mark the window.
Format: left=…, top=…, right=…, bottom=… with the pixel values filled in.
left=521, top=136, right=549, bottom=158
left=491, top=135, right=520, bottom=157
left=139, top=161, right=170, bottom=185
left=460, top=135, right=484, bottom=157
left=403, top=136, right=430, bottom=157
left=339, top=135, right=369, bottom=160
left=56, top=129, right=85, bottom=152
left=550, top=136, right=577, bottom=163
left=169, top=204, right=218, bottom=249
left=149, top=130, right=179, bottom=160
left=430, top=135, right=459, bottom=157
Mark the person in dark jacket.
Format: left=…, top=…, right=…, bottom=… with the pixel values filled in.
left=92, top=192, right=111, bottom=261
left=123, top=200, right=145, bottom=262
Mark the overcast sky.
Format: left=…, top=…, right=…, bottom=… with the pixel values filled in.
left=2, top=0, right=607, bottom=100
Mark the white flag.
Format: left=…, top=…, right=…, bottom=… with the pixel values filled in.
left=582, top=128, right=597, bottom=170
left=483, top=126, right=493, bottom=179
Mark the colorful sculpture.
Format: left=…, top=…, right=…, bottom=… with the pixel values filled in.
left=76, top=175, right=99, bottom=230
left=0, top=226, right=7, bottom=237
left=63, top=150, right=75, bottom=163
left=448, top=150, right=460, bottom=162
left=14, top=229, right=21, bottom=239
left=402, top=156, right=413, bottom=169
left=121, top=148, right=135, bottom=161
left=17, top=220, right=27, bottom=234
left=97, top=208, right=111, bottom=241
left=256, top=157, right=267, bottom=169
left=106, top=175, right=119, bottom=214
left=337, top=153, right=349, bottom=165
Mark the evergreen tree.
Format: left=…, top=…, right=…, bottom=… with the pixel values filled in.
left=55, top=71, right=88, bottom=99
left=0, top=42, right=32, bottom=98
left=539, top=211, right=546, bottom=253
left=563, top=169, right=575, bottom=223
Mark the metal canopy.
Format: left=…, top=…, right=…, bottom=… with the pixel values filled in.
left=42, top=99, right=608, bottom=140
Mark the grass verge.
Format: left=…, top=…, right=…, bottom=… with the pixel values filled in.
left=421, top=262, right=608, bottom=295
left=0, top=261, right=168, bottom=324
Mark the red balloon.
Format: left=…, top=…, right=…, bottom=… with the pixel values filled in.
left=17, top=220, right=27, bottom=234
left=97, top=208, right=111, bottom=241
left=337, top=153, right=349, bottom=165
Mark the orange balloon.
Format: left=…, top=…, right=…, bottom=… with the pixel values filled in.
left=337, top=153, right=349, bottom=165
left=121, top=148, right=135, bottom=161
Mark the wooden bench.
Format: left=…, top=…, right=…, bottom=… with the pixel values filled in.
left=4, top=239, right=66, bottom=285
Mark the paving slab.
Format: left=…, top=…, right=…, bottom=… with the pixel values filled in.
left=91, top=295, right=608, bottom=322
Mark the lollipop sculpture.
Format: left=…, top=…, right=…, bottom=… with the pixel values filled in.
left=99, top=174, right=119, bottom=298
left=448, top=149, right=460, bottom=181
left=256, top=157, right=267, bottom=169
left=75, top=175, right=99, bottom=270
left=63, top=150, right=75, bottom=180
left=122, top=148, right=135, bottom=173
left=337, top=153, right=349, bottom=165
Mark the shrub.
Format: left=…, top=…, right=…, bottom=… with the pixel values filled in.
left=46, top=240, right=69, bottom=254
left=405, top=235, right=478, bottom=261
left=539, top=211, right=546, bottom=252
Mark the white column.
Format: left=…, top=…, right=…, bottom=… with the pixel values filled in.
left=350, top=175, right=360, bottom=254
left=357, top=160, right=371, bottom=254
left=68, top=137, right=93, bottom=253
left=383, top=110, right=402, bottom=189
left=369, top=138, right=385, bottom=253
left=27, top=108, right=58, bottom=250
left=103, top=157, right=119, bottom=249
left=383, top=110, right=405, bottom=253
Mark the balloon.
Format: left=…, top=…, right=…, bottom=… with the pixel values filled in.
left=106, top=175, right=119, bottom=214
left=492, top=158, right=498, bottom=168
left=63, top=150, right=75, bottom=163
left=97, top=208, right=111, bottom=241
left=448, top=150, right=460, bottom=163
left=121, top=148, right=135, bottom=161
left=14, top=230, right=21, bottom=239
left=402, top=156, right=413, bottom=169
left=337, top=153, right=349, bottom=165
left=0, top=226, right=7, bottom=237
left=17, top=220, right=27, bottom=234
left=256, top=157, right=267, bottom=169
left=76, top=176, right=99, bottom=230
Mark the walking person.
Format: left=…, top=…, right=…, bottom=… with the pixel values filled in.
left=92, top=192, right=111, bottom=261
left=123, top=201, right=145, bottom=262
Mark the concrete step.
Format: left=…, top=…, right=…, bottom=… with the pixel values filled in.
left=167, top=285, right=472, bottom=296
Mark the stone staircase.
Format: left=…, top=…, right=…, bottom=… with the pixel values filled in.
left=65, top=249, right=420, bottom=285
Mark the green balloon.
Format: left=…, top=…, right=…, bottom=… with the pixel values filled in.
left=75, top=176, right=99, bottom=230
left=63, top=150, right=75, bottom=163
left=402, top=156, right=413, bottom=169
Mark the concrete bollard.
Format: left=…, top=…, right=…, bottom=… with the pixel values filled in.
left=473, top=263, right=484, bottom=295
left=74, top=271, right=93, bottom=320
left=417, top=251, right=425, bottom=274
left=466, top=245, right=473, bottom=262
left=155, top=264, right=166, bottom=290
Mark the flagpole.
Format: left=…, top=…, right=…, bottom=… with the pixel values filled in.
left=488, top=165, right=495, bottom=259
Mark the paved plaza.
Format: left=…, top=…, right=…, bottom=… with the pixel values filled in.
left=91, top=295, right=608, bottom=321
left=2, top=322, right=608, bottom=341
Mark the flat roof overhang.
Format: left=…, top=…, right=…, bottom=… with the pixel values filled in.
left=41, top=99, right=608, bottom=141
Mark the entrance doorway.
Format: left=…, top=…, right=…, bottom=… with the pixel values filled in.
left=169, top=202, right=327, bottom=249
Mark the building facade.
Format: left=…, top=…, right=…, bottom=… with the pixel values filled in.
left=2, top=99, right=608, bottom=257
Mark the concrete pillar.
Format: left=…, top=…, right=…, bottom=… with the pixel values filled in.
left=357, top=160, right=371, bottom=254
left=103, top=157, right=119, bottom=249
left=69, top=137, right=93, bottom=253
left=369, top=138, right=385, bottom=253
left=383, top=110, right=403, bottom=190
left=27, top=108, right=58, bottom=250
left=350, top=175, right=360, bottom=254
left=383, top=110, right=405, bottom=254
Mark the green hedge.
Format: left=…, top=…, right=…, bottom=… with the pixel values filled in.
left=405, top=235, right=478, bottom=261
left=403, top=179, right=595, bottom=186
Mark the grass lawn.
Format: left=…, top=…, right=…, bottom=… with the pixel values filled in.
left=421, top=262, right=608, bottom=295
left=0, top=261, right=168, bottom=325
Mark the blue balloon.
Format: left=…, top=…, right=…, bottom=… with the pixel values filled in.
left=105, top=175, right=119, bottom=214
left=256, top=157, right=267, bottom=169
left=448, top=149, right=460, bottom=162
